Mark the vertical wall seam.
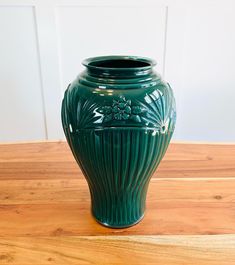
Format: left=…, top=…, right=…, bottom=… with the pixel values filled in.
left=54, top=6, right=65, bottom=97
left=33, top=5, right=48, bottom=140
left=162, top=5, right=168, bottom=78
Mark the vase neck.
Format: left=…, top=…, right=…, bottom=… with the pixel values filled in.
left=82, top=55, right=156, bottom=79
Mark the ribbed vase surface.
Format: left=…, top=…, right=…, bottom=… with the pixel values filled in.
left=61, top=56, right=176, bottom=228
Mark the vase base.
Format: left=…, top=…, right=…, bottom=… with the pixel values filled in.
left=92, top=213, right=145, bottom=229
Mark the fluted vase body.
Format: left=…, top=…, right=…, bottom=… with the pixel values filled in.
left=61, top=56, right=176, bottom=228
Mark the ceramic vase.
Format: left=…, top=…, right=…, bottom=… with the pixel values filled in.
left=61, top=56, right=176, bottom=228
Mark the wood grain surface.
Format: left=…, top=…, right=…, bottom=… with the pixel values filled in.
left=1, top=235, right=235, bottom=265
left=0, top=141, right=235, bottom=264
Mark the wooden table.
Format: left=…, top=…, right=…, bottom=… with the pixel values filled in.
left=0, top=141, right=235, bottom=264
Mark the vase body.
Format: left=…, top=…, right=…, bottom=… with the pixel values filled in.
left=61, top=56, right=176, bottom=228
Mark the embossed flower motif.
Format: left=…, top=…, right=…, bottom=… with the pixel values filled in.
left=97, top=96, right=146, bottom=123
left=112, top=96, right=131, bottom=120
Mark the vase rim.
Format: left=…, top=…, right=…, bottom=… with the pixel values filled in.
left=82, top=55, right=157, bottom=72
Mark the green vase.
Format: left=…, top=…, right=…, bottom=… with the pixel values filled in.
left=61, top=55, right=176, bottom=228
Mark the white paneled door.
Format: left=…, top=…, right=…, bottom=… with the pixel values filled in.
left=0, top=6, right=46, bottom=142
left=0, top=0, right=234, bottom=142
left=177, top=3, right=235, bottom=142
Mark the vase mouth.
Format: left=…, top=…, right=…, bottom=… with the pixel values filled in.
left=82, top=55, right=156, bottom=78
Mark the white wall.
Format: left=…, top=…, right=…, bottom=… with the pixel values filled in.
left=0, top=0, right=234, bottom=142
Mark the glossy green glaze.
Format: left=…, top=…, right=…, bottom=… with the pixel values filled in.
left=61, top=56, right=176, bottom=228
